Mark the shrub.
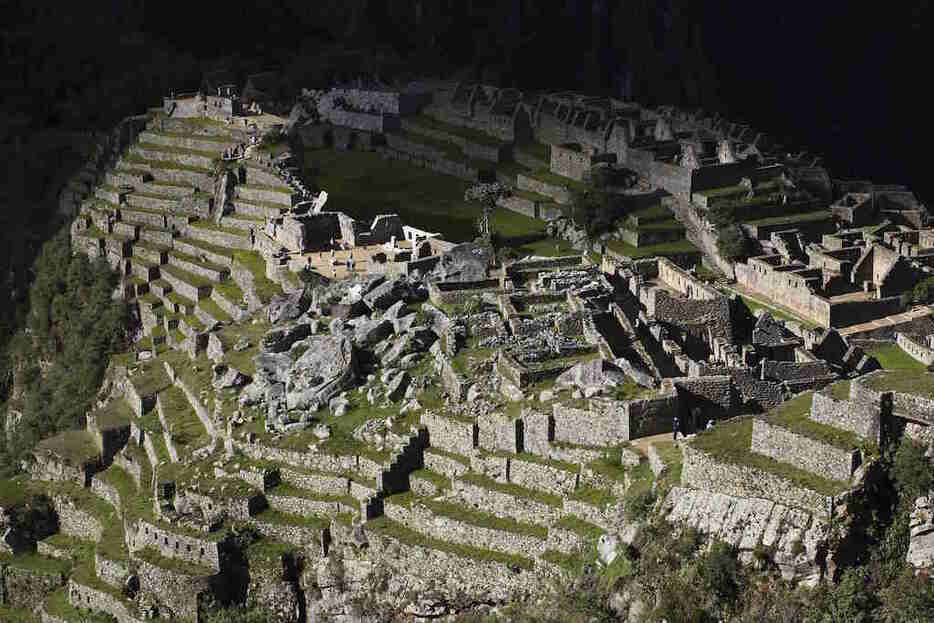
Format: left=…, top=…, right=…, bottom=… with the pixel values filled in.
left=891, top=439, right=933, bottom=499
left=624, top=487, right=656, bottom=521
left=717, top=225, right=750, bottom=261
left=699, top=541, right=741, bottom=609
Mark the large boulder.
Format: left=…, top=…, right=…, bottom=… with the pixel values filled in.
left=363, top=278, right=407, bottom=311
left=556, top=359, right=631, bottom=394
left=267, top=289, right=312, bottom=324
left=285, top=335, right=357, bottom=411
left=352, top=318, right=393, bottom=348
left=262, top=322, right=312, bottom=353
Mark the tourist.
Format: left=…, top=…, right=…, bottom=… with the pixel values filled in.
left=706, top=419, right=715, bottom=431
left=672, top=415, right=680, bottom=441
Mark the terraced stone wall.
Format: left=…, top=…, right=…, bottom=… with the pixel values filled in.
left=516, top=174, right=571, bottom=205
left=896, top=332, right=934, bottom=365
left=383, top=501, right=544, bottom=557
left=452, top=479, right=562, bottom=525
left=477, top=413, right=521, bottom=454
left=95, top=553, right=128, bottom=588
left=67, top=579, right=139, bottom=623
left=30, top=455, right=94, bottom=488
left=508, top=457, right=579, bottom=496
left=750, top=418, right=859, bottom=482
left=52, top=495, right=104, bottom=541
left=729, top=368, right=785, bottom=411
left=681, top=443, right=833, bottom=517
left=130, top=520, right=222, bottom=572
left=252, top=518, right=329, bottom=555
left=113, top=452, right=144, bottom=488
left=374, top=146, right=480, bottom=181
left=0, top=564, right=64, bottom=609
left=423, top=412, right=476, bottom=455
left=810, top=390, right=881, bottom=443
left=90, top=477, right=121, bottom=511
left=135, top=558, right=212, bottom=622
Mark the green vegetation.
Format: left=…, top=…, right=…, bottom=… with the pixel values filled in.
left=35, top=430, right=99, bottom=464
left=744, top=209, right=832, bottom=227
left=827, top=379, right=852, bottom=401
left=123, top=153, right=212, bottom=174
left=554, top=515, right=605, bottom=539
left=0, top=229, right=127, bottom=475
left=411, top=114, right=505, bottom=147
left=303, top=149, right=545, bottom=245
left=605, top=237, right=700, bottom=260
left=766, top=391, right=865, bottom=450
left=730, top=290, right=818, bottom=328
left=865, top=369, right=934, bottom=397
left=366, top=516, right=534, bottom=570
left=517, top=141, right=550, bottom=163
left=866, top=344, right=928, bottom=372
left=232, top=251, right=283, bottom=304
left=421, top=498, right=547, bottom=539
left=569, top=485, right=616, bottom=509
left=691, top=417, right=849, bottom=496
left=458, top=472, right=562, bottom=508
left=410, top=468, right=452, bottom=491
left=716, top=225, right=751, bottom=261
left=134, top=546, right=217, bottom=576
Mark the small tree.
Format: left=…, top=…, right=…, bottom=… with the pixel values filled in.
left=717, top=225, right=750, bottom=262
left=465, top=182, right=509, bottom=243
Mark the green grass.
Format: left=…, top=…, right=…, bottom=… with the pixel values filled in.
left=651, top=440, right=684, bottom=484
left=136, top=141, right=217, bottom=158
left=568, top=485, right=617, bottom=509
left=254, top=507, right=330, bottom=531
left=586, top=447, right=632, bottom=484
left=421, top=498, right=548, bottom=539
left=44, top=587, right=115, bottom=623
left=128, top=358, right=172, bottom=398
left=232, top=250, right=282, bottom=304
left=0, top=551, right=70, bottom=576
left=213, top=279, right=245, bottom=304
left=198, top=297, right=233, bottom=323
left=159, top=385, right=210, bottom=451
left=175, top=236, right=235, bottom=260
left=690, top=417, right=849, bottom=496
left=411, top=114, right=506, bottom=147
left=517, top=140, right=551, bottom=163
left=730, top=291, right=818, bottom=329
left=123, top=153, right=212, bottom=174
left=865, top=370, right=934, bottom=398
left=526, top=168, right=589, bottom=193
left=92, top=397, right=133, bottom=431
left=514, top=237, right=579, bottom=257
left=168, top=249, right=229, bottom=274
left=553, top=515, right=605, bottom=539
left=0, top=605, right=39, bottom=623
left=216, top=321, right=269, bottom=376
left=766, top=391, right=864, bottom=450
left=160, top=263, right=214, bottom=290
left=303, top=149, right=545, bottom=245
left=826, top=379, right=851, bottom=401
left=133, top=546, right=217, bottom=576
left=743, top=210, right=831, bottom=227
left=190, top=219, right=249, bottom=238
left=423, top=447, right=470, bottom=468
left=410, top=469, right=452, bottom=491
left=35, top=430, right=99, bottom=465
left=866, top=344, right=928, bottom=372
left=605, top=238, right=700, bottom=259
left=366, top=516, right=534, bottom=570
left=458, top=472, right=562, bottom=508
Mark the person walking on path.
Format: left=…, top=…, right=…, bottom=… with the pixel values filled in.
left=672, top=415, right=680, bottom=441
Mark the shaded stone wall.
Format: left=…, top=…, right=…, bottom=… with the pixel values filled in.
left=52, top=495, right=104, bottom=541
left=67, top=579, right=140, bottom=623
left=451, top=479, right=562, bottom=525
left=516, top=174, right=571, bottom=205
left=129, top=520, right=222, bottom=572
left=135, top=556, right=212, bottom=622
left=672, top=375, right=734, bottom=419
left=0, top=564, right=64, bottom=609
left=681, top=443, right=833, bottom=517
left=280, top=468, right=349, bottom=497
left=374, top=146, right=480, bottom=182
left=423, top=449, right=469, bottom=480
left=750, top=418, right=859, bottom=482
left=896, top=332, right=934, bottom=366
left=423, top=412, right=476, bottom=455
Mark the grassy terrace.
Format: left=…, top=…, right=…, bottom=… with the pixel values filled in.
left=136, top=142, right=217, bottom=158
left=517, top=140, right=551, bottom=162
left=826, top=379, right=852, bottom=401
left=553, top=515, right=605, bottom=539
left=627, top=204, right=672, bottom=222
left=36, top=430, right=99, bottom=464
left=765, top=391, right=864, bottom=450
left=149, top=130, right=230, bottom=144
left=169, top=249, right=229, bottom=274
left=630, top=219, right=685, bottom=233
left=253, top=507, right=330, bottom=531
left=176, top=236, right=235, bottom=260
left=129, top=358, right=173, bottom=398
left=0, top=551, right=71, bottom=577
left=159, top=385, right=210, bottom=450
left=269, top=482, right=357, bottom=508
left=367, top=516, right=535, bottom=570
left=160, top=263, right=213, bottom=289
left=133, top=546, right=217, bottom=576
left=240, top=182, right=292, bottom=194
left=458, top=472, right=562, bottom=508
left=123, top=153, right=212, bottom=174
left=865, top=370, right=934, bottom=398
left=730, top=291, right=819, bottom=329
left=216, top=320, right=269, bottom=376
left=232, top=250, right=283, bottom=304
left=410, top=469, right=452, bottom=491
left=424, top=446, right=471, bottom=468
left=93, top=397, right=133, bottom=431
left=198, top=297, right=233, bottom=323
left=606, top=238, right=699, bottom=259
left=586, top=447, right=633, bottom=484
left=190, top=219, right=248, bottom=238
left=304, top=149, right=546, bottom=244
left=526, top=168, right=588, bottom=193
left=866, top=344, right=927, bottom=372
left=691, top=417, right=849, bottom=496
left=486, top=448, right=579, bottom=475
left=411, top=114, right=505, bottom=147
left=45, top=587, right=114, bottom=623
left=744, top=209, right=832, bottom=227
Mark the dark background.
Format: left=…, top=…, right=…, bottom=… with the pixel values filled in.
left=4, top=0, right=931, bottom=199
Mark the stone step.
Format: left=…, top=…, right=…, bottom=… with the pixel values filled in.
left=132, top=143, right=216, bottom=170
left=243, top=161, right=290, bottom=187
left=160, top=264, right=213, bottom=301
left=451, top=472, right=564, bottom=526
left=139, top=130, right=235, bottom=154
left=221, top=214, right=265, bottom=231
left=232, top=198, right=286, bottom=219
left=112, top=221, right=139, bottom=240
left=164, top=292, right=197, bottom=315
left=120, top=155, right=214, bottom=189
left=173, top=237, right=235, bottom=267
left=265, top=482, right=358, bottom=519
left=167, top=249, right=230, bottom=283
left=236, top=184, right=295, bottom=207
left=125, top=191, right=179, bottom=214
left=185, top=221, right=253, bottom=251
left=196, top=297, right=233, bottom=325
left=149, top=278, right=173, bottom=297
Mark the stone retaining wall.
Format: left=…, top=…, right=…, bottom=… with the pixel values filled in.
left=477, top=413, right=521, bottom=454
left=509, top=456, right=579, bottom=496
left=236, top=440, right=355, bottom=474
left=374, top=146, right=480, bottom=182
left=132, top=146, right=214, bottom=170
left=0, top=564, right=64, bottom=609
left=266, top=494, right=350, bottom=518
left=135, top=557, right=212, bottom=622
left=452, top=478, right=562, bottom=526
left=280, top=468, right=349, bottom=497
left=383, top=501, right=545, bottom=558
left=423, top=412, right=476, bottom=455
left=90, top=477, right=122, bottom=512
left=750, top=418, right=858, bottom=482
left=68, top=579, right=140, bottom=623
left=250, top=517, right=329, bottom=555
left=516, top=174, right=571, bottom=205
left=237, top=185, right=295, bottom=207
left=895, top=332, right=934, bottom=365
left=167, top=253, right=228, bottom=282
left=186, top=225, right=252, bottom=251
left=52, top=495, right=104, bottom=541
left=422, top=450, right=470, bottom=480
left=129, top=520, right=221, bottom=572
left=680, top=443, right=833, bottom=517
left=95, top=552, right=128, bottom=588
left=160, top=267, right=210, bottom=303
left=809, top=390, right=880, bottom=443
left=139, top=131, right=234, bottom=154
left=118, top=161, right=212, bottom=190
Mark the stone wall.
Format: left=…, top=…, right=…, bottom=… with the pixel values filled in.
left=135, top=558, right=212, bottom=623
left=52, top=495, right=104, bottom=541
left=383, top=501, right=545, bottom=558
left=374, top=146, right=480, bottom=182
left=0, top=564, right=64, bottom=609
left=94, top=552, right=128, bottom=588
left=477, top=413, right=521, bottom=454
left=516, top=174, right=571, bottom=205
left=681, top=443, right=833, bottom=517
left=750, top=418, right=858, bottom=482
left=129, top=520, right=222, bottom=572
left=90, top=477, right=121, bottom=512
left=280, top=468, right=349, bottom=497
left=68, top=579, right=140, bottom=623
left=452, top=478, right=562, bottom=526
left=422, top=449, right=470, bottom=480
left=672, top=376, right=734, bottom=418
left=251, top=517, right=329, bottom=554
left=735, top=259, right=832, bottom=328
left=423, top=412, right=476, bottom=455
left=235, top=439, right=355, bottom=474
left=896, top=332, right=934, bottom=366
left=508, top=456, right=579, bottom=496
